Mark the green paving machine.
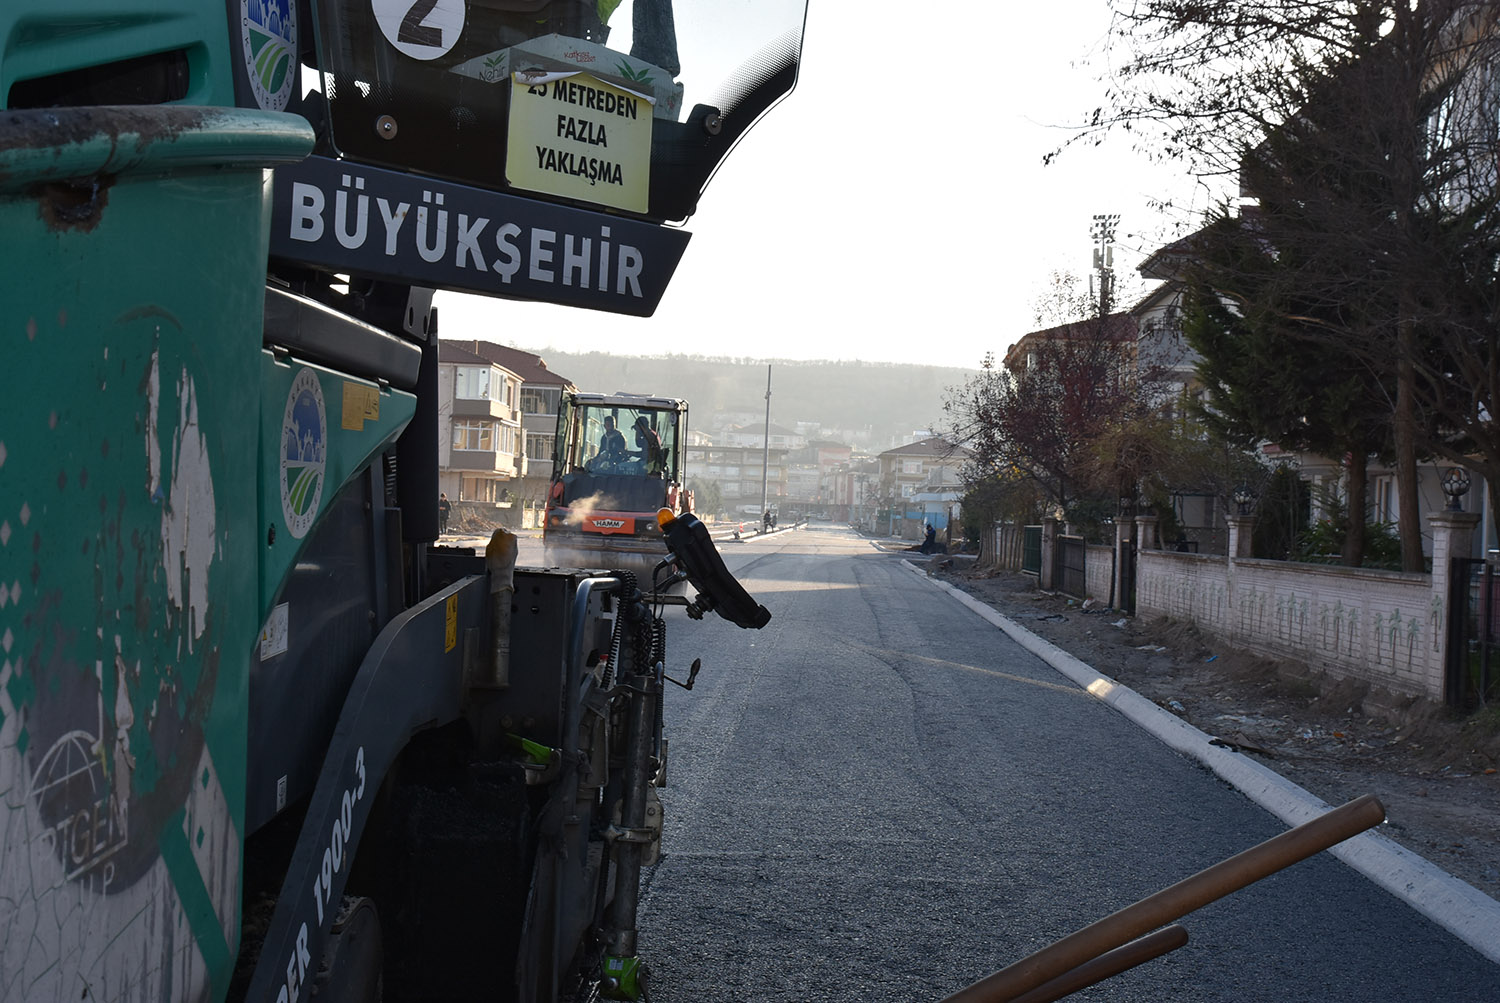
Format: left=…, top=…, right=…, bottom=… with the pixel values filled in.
left=0, top=2, right=794, bottom=1000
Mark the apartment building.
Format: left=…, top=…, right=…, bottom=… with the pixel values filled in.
left=454, top=340, right=576, bottom=510
left=437, top=341, right=523, bottom=506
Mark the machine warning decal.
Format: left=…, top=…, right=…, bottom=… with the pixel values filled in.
left=240, top=0, right=297, bottom=112
left=507, top=71, right=653, bottom=214
left=373, top=0, right=465, bottom=60
left=260, top=603, right=290, bottom=660
left=280, top=368, right=327, bottom=539
left=341, top=382, right=380, bottom=431
left=444, top=594, right=458, bottom=652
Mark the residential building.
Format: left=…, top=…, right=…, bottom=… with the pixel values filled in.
left=1131, top=221, right=1488, bottom=558
left=683, top=439, right=789, bottom=519
left=786, top=463, right=820, bottom=507
left=815, top=455, right=880, bottom=525
left=455, top=340, right=576, bottom=521
left=913, top=468, right=965, bottom=543
left=1131, top=234, right=1204, bottom=412
left=1003, top=312, right=1137, bottom=375
left=781, top=440, right=854, bottom=515
left=701, top=409, right=760, bottom=434
left=720, top=421, right=806, bottom=451
left=437, top=341, right=524, bottom=511
left=876, top=436, right=967, bottom=539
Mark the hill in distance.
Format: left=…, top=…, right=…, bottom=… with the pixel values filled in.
left=516, top=349, right=980, bottom=450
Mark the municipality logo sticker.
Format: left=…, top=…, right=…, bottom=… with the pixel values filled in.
left=241, top=0, right=297, bottom=112
left=280, top=368, right=326, bottom=539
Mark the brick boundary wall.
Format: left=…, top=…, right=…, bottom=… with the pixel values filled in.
left=1027, top=509, right=1481, bottom=704
left=1086, top=543, right=1114, bottom=604
left=1137, top=550, right=1437, bottom=699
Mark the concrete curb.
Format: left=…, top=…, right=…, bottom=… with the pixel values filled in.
left=902, top=560, right=1500, bottom=965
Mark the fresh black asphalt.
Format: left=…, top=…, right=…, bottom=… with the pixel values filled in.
left=638, top=525, right=1500, bottom=1001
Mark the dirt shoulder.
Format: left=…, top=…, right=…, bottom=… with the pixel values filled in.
left=923, top=558, right=1500, bottom=899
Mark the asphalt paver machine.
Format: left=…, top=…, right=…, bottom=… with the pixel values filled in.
left=0, top=1, right=796, bottom=1000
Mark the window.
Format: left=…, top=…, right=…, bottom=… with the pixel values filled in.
left=453, top=420, right=493, bottom=450
left=902, top=459, right=922, bottom=475
left=455, top=366, right=492, bottom=400
left=563, top=403, right=680, bottom=479
left=525, top=432, right=554, bottom=459
left=497, top=425, right=517, bottom=455
left=520, top=387, right=562, bottom=414
left=1374, top=476, right=1396, bottom=524
left=462, top=477, right=502, bottom=502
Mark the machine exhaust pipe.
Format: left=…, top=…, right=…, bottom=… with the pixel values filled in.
left=485, top=528, right=518, bottom=687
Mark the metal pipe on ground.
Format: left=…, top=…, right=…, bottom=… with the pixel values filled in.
left=942, top=794, right=1386, bottom=1003
left=1008, top=925, right=1188, bottom=1003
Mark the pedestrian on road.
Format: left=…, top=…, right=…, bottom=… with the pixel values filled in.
left=438, top=492, right=451, bottom=535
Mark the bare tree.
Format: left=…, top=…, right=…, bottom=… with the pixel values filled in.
left=946, top=311, right=1140, bottom=517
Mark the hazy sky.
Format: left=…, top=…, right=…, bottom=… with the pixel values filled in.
left=435, top=1, right=1230, bottom=367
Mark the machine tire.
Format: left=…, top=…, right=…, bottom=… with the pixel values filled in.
left=311, top=896, right=383, bottom=1003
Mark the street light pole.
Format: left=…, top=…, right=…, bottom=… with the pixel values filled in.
left=760, top=364, right=771, bottom=522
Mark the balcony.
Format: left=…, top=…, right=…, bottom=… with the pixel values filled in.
left=449, top=448, right=517, bottom=474
left=452, top=397, right=512, bottom=420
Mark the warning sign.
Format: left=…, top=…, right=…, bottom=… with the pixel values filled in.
left=506, top=71, right=653, bottom=213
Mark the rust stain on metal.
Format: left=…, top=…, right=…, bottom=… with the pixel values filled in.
left=4, top=106, right=218, bottom=225
left=2, top=106, right=214, bottom=159
left=38, top=176, right=112, bottom=232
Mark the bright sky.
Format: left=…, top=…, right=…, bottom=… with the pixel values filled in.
left=435, top=1, right=1230, bottom=368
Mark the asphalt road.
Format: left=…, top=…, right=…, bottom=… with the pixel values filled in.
left=631, top=524, right=1499, bottom=1001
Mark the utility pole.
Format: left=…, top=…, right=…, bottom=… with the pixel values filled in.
left=1090, top=213, right=1120, bottom=316
left=759, top=364, right=771, bottom=523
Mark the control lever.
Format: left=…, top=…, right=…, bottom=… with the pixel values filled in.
left=656, top=509, right=771, bottom=629
left=664, top=657, right=702, bottom=690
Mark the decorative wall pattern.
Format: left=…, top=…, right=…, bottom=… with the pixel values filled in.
left=1135, top=552, right=1442, bottom=700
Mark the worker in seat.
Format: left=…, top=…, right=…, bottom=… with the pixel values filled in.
left=633, top=416, right=665, bottom=475
left=588, top=415, right=628, bottom=473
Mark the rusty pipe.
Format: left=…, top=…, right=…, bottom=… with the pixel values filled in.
left=942, top=794, right=1385, bottom=1003
left=1008, top=925, right=1188, bottom=1003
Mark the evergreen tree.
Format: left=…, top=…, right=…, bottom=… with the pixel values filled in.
left=1181, top=208, right=1396, bottom=566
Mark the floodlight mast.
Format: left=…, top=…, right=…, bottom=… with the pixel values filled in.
left=1091, top=213, right=1121, bottom=315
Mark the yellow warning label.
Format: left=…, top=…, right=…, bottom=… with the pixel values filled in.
left=342, top=383, right=381, bottom=430
left=444, top=594, right=458, bottom=653
left=506, top=71, right=652, bottom=213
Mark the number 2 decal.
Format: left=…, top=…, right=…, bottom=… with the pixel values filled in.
left=372, top=0, right=464, bottom=60
left=397, top=0, right=441, bottom=47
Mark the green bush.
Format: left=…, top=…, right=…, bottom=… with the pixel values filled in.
left=1291, top=514, right=1404, bottom=570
